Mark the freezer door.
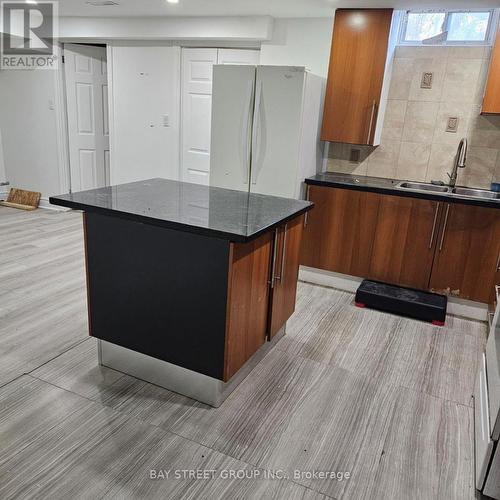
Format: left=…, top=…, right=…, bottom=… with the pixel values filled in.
left=250, top=66, right=306, bottom=198
left=209, top=65, right=256, bottom=192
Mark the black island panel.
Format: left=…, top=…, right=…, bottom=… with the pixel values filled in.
left=50, top=178, right=313, bottom=242
left=85, top=212, right=230, bottom=380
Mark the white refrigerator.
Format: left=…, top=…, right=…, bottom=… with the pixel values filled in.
left=209, top=65, right=324, bottom=199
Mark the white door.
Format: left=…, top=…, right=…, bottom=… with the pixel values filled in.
left=181, top=48, right=260, bottom=185
left=250, top=67, right=305, bottom=198
left=210, top=65, right=256, bottom=192
left=181, top=48, right=217, bottom=185
left=217, top=49, right=260, bottom=65
left=64, top=44, right=109, bottom=192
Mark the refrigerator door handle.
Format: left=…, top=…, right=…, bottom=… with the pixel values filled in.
left=250, top=80, right=263, bottom=185
left=241, top=80, right=254, bottom=185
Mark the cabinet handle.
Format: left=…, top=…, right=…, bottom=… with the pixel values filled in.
left=367, top=100, right=376, bottom=144
left=496, top=251, right=500, bottom=271
left=304, top=185, right=310, bottom=227
left=276, top=224, right=287, bottom=284
left=269, top=228, right=279, bottom=289
left=428, top=203, right=440, bottom=249
left=439, top=204, right=450, bottom=252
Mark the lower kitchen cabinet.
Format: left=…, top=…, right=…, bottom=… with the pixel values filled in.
left=369, top=196, right=441, bottom=290
left=224, top=231, right=273, bottom=381
left=429, top=203, right=500, bottom=304
left=301, top=185, right=500, bottom=304
left=269, top=216, right=304, bottom=339
left=301, top=185, right=379, bottom=277
left=225, top=214, right=304, bottom=379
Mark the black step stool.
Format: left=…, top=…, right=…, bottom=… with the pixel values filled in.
left=355, top=280, right=447, bottom=326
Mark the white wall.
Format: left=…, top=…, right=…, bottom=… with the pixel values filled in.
left=0, top=129, right=6, bottom=184
left=0, top=16, right=333, bottom=198
left=110, top=44, right=181, bottom=185
left=0, top=69, right=62, bottom=198
left=260, top=18, right=333, bottom=78
left=59, top=16, right=273, bottom=42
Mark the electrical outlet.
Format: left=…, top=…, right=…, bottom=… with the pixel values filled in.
left=421, top=72, right=433, bottom=89
left=349, top=148, right=360, bottom=163
left=446, top=117, right=459, bottom=133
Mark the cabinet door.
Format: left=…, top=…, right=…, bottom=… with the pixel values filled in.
left=369, top=196, right=441, bottom=289
left=269, top=216, right=304, bottom=339
left=430, top=203, right=500, bottom=303
left=321, top=9, right=393, bottom=145
left=224, top=231, right=273, bottom=381
left=482, top=23, right=500, bottom=114
left=300, top=185, right=380, bottom=277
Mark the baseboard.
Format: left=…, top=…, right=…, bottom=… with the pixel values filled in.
left=300, top=266, right=362, bottom=293
left=299, top=266, right=488, bottom=322
left=39, top=197, right=71, bottom=212
left=0, top=195, right=69, bottom=212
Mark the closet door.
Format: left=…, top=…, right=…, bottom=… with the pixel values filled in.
left=181, top=48, right=260, bottom=185
left=217, top=49, right=260, bottom=65
left=181, top=48, right=218, bottom=185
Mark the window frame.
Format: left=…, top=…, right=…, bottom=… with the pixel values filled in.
left=398, top=9, right=499, bottom=46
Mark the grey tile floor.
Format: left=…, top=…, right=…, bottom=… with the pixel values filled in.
left=0, top=207, right=485, bottom=499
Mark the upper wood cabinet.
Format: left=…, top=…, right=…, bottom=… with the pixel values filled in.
left=429, top=203, right=500, bottom=304
left=321, top=9, right=398, bottom=145
left=483, top=23, right=500, bottom=114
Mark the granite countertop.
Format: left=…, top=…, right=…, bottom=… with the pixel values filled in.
left=305, top=172, right=500, bottom=209
left=49, top=178, right=313, bottom=242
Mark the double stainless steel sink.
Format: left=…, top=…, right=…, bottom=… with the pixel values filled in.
left=397, top=181, right=500, bottom=201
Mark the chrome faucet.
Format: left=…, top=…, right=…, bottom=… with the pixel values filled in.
left=447, top=138, right=467, bottom=188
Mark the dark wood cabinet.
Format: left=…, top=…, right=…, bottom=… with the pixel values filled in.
left=321, top=8, right=394, bottom=145
left=301, top=185, right=500, bottom=304
left=301, top=185, right=380, bottom=277
left=429, top=203, right=500, bottom=304
left=269, top=216, right=304, bottom=339
left=224, top=231, right=273, bottom=381
left=483, top=23, right=500, bottom=114
left=225, top=214, right=305, bottom=379
left=369, top=196, right=441, bottom=290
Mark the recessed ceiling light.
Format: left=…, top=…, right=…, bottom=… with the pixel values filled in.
left=25, top=0, right=37, bottom=4
left=166, top=0, right=179, bottom=4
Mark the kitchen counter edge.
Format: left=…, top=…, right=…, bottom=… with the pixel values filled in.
left=305, top=173, right=500, bottom=209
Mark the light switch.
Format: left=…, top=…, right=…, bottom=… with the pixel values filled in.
left=162, top=114, right=170, bottom=127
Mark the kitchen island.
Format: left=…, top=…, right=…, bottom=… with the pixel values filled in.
left=50, top=178, right=312, bottom=406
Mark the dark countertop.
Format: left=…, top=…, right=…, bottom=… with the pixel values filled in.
left=49, top=178, right=313, bottom=242
left=305, top=172, right=500, bottom=209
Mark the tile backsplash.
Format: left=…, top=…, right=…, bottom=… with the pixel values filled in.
left=326, top=45, right=500, bottom=189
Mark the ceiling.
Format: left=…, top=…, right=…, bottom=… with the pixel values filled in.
left=59, top=0, right=500, bottom=18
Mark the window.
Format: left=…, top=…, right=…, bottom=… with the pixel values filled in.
left=400, top=10, right=497, bottom=45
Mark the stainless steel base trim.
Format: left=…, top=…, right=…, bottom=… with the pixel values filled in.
left=97, top=325, right=286, bottom=408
